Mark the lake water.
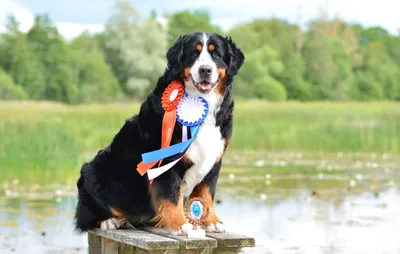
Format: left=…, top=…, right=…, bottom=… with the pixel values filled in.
left=1, top=152, right=399, bottom=253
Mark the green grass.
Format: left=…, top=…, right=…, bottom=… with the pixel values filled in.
left=233, top=100, right=400, bottom=151
left=1, top=100, right=399, bottom=184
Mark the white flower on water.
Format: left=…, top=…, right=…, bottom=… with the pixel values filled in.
left=5, top=190, right=11, bottom=196
left=228, top=173, right=235, bottom=181
left=255, top=160, right=265, bottom=167
left=260, top=194, right=267, bottom=200
left=318, top=173, right=324, bottom=180
left=55, top=189, right=63, bottom=196
left=265, top=174, right=271, bottom=179
left=355, top=174, right=363, bottom=181
left=265, top=180, right=271, bottom=186
left=350, top=180, right=356, bottom=188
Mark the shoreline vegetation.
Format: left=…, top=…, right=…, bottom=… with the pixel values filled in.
left=1, top=100, right=399, bottom=184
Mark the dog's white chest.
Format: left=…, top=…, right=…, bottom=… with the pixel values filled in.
left=182, top=113, right=224, bottom=197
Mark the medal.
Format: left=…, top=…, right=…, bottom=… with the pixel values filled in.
left=184, top=197, right=210, bottom=227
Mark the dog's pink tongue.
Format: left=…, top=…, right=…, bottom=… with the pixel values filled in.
left=199, top=82, right=212, bottom=90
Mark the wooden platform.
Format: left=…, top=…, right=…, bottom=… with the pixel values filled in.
left=88, top=227, right=255, bottom=253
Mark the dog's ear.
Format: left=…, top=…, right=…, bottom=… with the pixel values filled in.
left=166, top=35, right=188, bottom=75
left=226, top=36, right=245, bottom=76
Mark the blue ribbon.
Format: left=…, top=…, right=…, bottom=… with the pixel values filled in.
left=142, top=125, right=200, bottom=164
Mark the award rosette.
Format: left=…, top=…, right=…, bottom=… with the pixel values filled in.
left=176, top=95, right=208, bottom=127
left=184, top=197, right=210, bottom=227
left=136, top=81, right=184, bottom=182
left=136, top=81, right=209, bottom=183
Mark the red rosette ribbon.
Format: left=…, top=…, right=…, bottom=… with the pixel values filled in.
left=137, top=81, right=184, bottom=182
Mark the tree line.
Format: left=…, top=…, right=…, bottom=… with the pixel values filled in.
left=1, top=1, right=399, bottom=103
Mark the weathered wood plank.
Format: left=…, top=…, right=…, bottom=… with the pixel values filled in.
left=89, top=229, right=179, bottom=251
left=206, top=232, right=255, bottom=248
left=118, top=242, right=134, bottom=254
left=101, top=237, right=119, bottom=254
left=88, top=232, right=102, bottom=254
left=141, top=227, right=217, bottom=250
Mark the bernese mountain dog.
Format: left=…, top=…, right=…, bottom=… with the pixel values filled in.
left=74, top=32, right=245, bottom=235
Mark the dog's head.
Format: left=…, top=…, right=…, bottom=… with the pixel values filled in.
left=166, top=32, right=244, bottom=96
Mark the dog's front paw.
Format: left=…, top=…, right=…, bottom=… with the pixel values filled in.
left=202, top=212, right=225, bottom=233
left=100, top=217, right=127, bottom=230
left=205, top=221, right=225, bottom=233
left=170, top=222, right=194, bottom=235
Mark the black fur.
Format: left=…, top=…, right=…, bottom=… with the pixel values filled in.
left=74, top=32, right=244, bottom=233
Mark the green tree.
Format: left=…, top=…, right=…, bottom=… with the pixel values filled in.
left=362, top=42, right=400, bottom=100
left=102, top=1, right=167, bottom=98
left=0, top=68, right=27, bottom=100
left=385, top=36, right=400, bottom=69
left=350, top=72, right=384, bottom=101
left=229, top=19, right=310, bottom=100
left=253, top=77, right=287, bottom=101
left=354, top=26, right=390, bottom=46
left=166, top=10, right=222, bottom=46
left=69, top=32, right=120, bottom=103
left=0, top=15, right=45, bottom=100
left=234, top=45, right=286, bottom=99
left=303, top=27, right=352, bottom=100
left=27, top=14, right=74, bottom=103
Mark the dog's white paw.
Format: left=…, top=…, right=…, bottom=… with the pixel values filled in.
left=170, top=223, right=194, bottom=235
left=205, top=222, right=225, bottom=233
left=100, top=218, right=126, bottom=230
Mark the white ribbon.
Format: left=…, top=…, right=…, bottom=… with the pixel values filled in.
left=147, top=155, right=184, bottom=180
left=147, top=126, right=189, bottom=180
left=182, top=125, right=188, bottom=142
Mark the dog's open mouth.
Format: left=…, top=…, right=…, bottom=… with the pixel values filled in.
left=191, top=77, right=218, bottom=93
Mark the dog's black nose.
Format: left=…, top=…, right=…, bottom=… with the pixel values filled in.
left=199, top=65, right=212, bottom=78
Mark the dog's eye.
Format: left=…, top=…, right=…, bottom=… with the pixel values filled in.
left=213, top=51, right=221, bottom=59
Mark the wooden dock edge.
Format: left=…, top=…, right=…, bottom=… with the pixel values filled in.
left=88, top=228, right=255, bottom=253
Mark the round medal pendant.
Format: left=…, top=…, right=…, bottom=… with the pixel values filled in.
left=184, top=197, right=209, bottom=226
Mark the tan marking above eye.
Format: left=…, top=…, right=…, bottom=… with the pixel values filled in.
left=195, top=44, right=202, bottom=51
left=208, top=44, right=215, bottom=51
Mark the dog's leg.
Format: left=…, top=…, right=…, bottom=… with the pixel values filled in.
left=149, top=183, right=193, bottom=235
left=190, top=161, right=225, bottom=233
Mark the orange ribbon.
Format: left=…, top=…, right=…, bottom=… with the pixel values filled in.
left=136, top=81, right=184, bottom=184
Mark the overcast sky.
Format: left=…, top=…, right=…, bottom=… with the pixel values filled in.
left=0, top=0, right=399, bottom=40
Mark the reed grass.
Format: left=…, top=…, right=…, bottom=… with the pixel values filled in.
left=1, top=100, right=399, bottom=184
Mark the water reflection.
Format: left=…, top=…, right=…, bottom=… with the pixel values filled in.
left=218, top=187, right=400, bottom=253
left=1, top=186, right=399, bottom=254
